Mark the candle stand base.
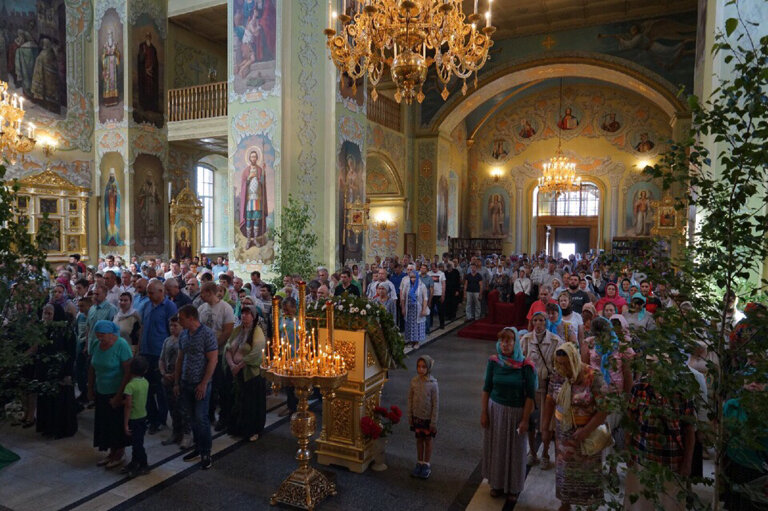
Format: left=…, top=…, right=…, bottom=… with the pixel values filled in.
left=269, top=463, right=337, bottom=510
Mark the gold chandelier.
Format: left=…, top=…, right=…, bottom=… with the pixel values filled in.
left=324, top=0, right=495, bottom=105
left=0, top=81, right=36, bottom=164
left=539, top=78, right=580, bottom=196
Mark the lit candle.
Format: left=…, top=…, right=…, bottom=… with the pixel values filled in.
left=422, top=41, right=426, bottom=59
left=328, top=0, right=332, bottom=29
left=342, top=0, right=346, bottom=15
left=332, top=10, right=337, bottom=30
left=474, top=0, right=478, bottom=14
left=485, top=10, right=490, bottom=28
left=18, top=97, right=23, bottom=111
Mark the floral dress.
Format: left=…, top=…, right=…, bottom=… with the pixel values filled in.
left=548, top=366, right=606, bottom=506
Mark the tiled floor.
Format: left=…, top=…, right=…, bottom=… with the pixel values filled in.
left=0, top=314, right=467, bottom=511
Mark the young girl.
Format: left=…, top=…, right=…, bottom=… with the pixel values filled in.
left=123, top=356, right=149, bottom=478
left=408, top=355, right=439, bottom=479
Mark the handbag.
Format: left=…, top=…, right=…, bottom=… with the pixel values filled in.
left=572, top=409, right=614, bottom=456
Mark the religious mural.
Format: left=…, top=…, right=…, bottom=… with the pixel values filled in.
left=233, top=134, right=276, bottom=259
left=625, top=182, right=660, bottom=237
left=0, top=0, right=67, bottom=116
left=419, top=12, right=697, bottom=127
left=103, top=169, right=123, bottom=247
left=482, top=186, right=510, bottom=238
left=489, top=138, right=510, bottom=161
left=98, top=8, right=123, bottom=124
left=133, top=154, right=165, bottom=255
left=437, top=175, right=448, bottom=242
left=174, top=225, right=192, bottom=260
left=338, top=140, right=364, bottom=263
left=132, top=14, right=163, bottom=127
left=232, top=0, right=276, bottom=95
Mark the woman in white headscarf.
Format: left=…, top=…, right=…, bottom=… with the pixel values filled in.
left=114, top=291, right=141, bottom=353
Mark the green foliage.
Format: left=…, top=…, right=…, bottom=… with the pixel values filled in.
left=0, top=163, right=57, bottom=409
left=270, top=194, right=319, bottom=287
left=601, top=6, right=768, bottom=509
left=306, top=293, right=407, bottom=370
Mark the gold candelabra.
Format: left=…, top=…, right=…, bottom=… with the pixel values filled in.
left=324, top=0, right=495, bottom=105
left=261, top=281, right=347, bottom=510
left=0, top=81, right=36, bottom=164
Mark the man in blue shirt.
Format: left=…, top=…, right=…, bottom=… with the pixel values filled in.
left=211, top=257, right=228, bottom=277
left=175, top=304, right=218, bottom=470
left=140, top=279, right=178, bottom=433
left=389, top=263, right=408, bottom=332
left=86, top=283, right=117, bottom=354
left=133, top=278, right=149, bottom=315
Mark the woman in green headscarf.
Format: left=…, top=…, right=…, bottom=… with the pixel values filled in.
left=542, top=342, right=608, bottom=511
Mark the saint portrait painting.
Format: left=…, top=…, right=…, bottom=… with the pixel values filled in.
left=103, top=169, right=123, bottom=247
left=239, top=147, right=269, bottom=249
left=132, top=16, right=163, bottom=127
left=98, top=8, right=123, bottom=123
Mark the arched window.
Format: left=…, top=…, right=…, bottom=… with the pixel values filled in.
left=536, top=182, right=600, bottom=216
left=196, top=165, right=214, bottom=249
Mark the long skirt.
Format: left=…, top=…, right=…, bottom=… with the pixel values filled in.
left=228, top=373, right=266, bottom=438
left=94, top=392, right=129, bottom=451
left=404, top=302, right=425, bottom=343
left=36, top=384, right=78, bottom=439
left=482, top=399, right=527, bottom=494
left=555, top=419, right=603, bottom=506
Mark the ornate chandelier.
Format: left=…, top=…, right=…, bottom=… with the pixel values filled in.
left=539, top=79, right=580, bottom=196
left=0, top=81, right=36, bottom=164
left=324, top=0, right=495, bottom=105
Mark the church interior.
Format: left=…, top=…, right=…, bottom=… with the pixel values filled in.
left=1, top=0, right=766, bottom=510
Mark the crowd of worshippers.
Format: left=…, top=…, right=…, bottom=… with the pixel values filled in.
left=9, top=250, right=765, bottom=509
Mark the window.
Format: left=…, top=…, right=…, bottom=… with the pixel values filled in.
left=196, top=165, right=214, bottom=249
left=536, top=183, right=600, bottom=217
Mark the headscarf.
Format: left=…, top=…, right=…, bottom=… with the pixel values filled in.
left=592, top=317, right=620, bottom=384
left=554, top=341, right=582, bottom=431
left=114, top=298, right=137, bottom=322
left=408, top=274, right=419, bottom=304
left=489, top=327, right=537, bottom=387
left=581, top=303, right=597, bottom=323
left=417, top=354, right=434, bottom=375
left=609, top=314, right=630, bottom=340
left=546, top=304, right=562, bottom=335
left=631, top=292, right=647, bottom=320
left=50, top=284, right=70, bottom=307
left=619, top=278, right=632, bottom=301
left=94, top=319, right=120, bottom=335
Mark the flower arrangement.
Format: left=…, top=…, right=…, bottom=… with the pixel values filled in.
left=361, top=405, right=402, bottom=440
left=306, top=293, right=406, bottom=369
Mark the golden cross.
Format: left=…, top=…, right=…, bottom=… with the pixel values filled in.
left=542, top=35, right=556, bottom=50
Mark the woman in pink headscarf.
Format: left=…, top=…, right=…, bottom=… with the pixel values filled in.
left=595, top=282, right=628, bottom=315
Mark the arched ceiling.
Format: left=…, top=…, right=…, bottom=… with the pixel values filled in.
left=461, top=0, right=697, bottom=40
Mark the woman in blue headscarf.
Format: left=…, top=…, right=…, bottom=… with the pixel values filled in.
left=546, top=302, right=580, bottom=346
left=624, top=292, right=656, bottom=333
left=88, top=320, right=133, bottom=469
left=401, top=270, right=429, bottom=349
left=481, top=327, right=536, bottom=505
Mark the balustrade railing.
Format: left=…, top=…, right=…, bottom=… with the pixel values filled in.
left=168, top=81, right=227, bottom=122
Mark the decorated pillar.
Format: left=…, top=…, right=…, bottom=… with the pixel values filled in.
left=515, top=177, right=525, bottom=253
left=94, top=0, right=168, bottom=260
left=414, top=137, right=438, bottom=257
left=228, top=0, right=280, bottom=275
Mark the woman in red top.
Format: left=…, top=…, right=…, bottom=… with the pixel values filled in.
left=595, top=282, right=628, bottom=315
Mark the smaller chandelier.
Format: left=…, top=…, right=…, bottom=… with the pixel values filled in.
left=538, top=153, right=581, bottom=196
left=324, top=0, right=495, bottom=105
left=0, top=81, right=36, bottom=164
left=539, top=78, right=580, bottom=196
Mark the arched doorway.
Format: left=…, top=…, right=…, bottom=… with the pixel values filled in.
left=533, top=181, right=601, bottom=257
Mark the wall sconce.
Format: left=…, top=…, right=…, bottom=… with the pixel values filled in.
left=491, top=167, right=503, bottom=182
left=636, top=159, right=651, bottom=171
left=38, top=134, right=58, bottom=158
left=374, top=213, right=392, bottom=231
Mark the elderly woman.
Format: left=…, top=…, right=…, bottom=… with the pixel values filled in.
left=372, top=284, right=397, bottom=319
left=542, top=342, right=608, bottom=511
left=624, top=293, right=656, bottom=332
left=88, top=320, right=133, bottom=468
left=401, top=270, right=429, bottom=349
left=225, top=305, right=267, bottom=442
left=481, top=327, right=536, bottom=504
left=581, top=303, right=597, bottom=335
left=114, top=292, right=142, bottom=353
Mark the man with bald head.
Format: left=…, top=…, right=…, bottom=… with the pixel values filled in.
left=317, top=284, right=330, bottom=302
left=185, top=277, right=203, bottom=308
left=133, top=278, right=149, bottom=314
left=165, top=277, right=192, bottom=308
left=140, top=279, right=178, bottom=434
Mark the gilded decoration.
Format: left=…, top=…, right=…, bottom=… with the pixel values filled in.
left=651, top=196, right=686, bottom=237
left=335, top=340, right=357, bottom=371
left=364, top=394, right=380, bottom=418
left=16, top=170, right=89, bottom=262
left=331, top=399, right=353, bottom=439
left=169, top=182, right=203, bottom=261
left=366, top=350, right=376, bottom=368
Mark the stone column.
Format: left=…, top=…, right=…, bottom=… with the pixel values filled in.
left=514, top=177, right=526, bottom=253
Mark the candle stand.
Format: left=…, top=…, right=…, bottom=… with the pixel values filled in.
left=261, top=282, right=347, bottom=510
